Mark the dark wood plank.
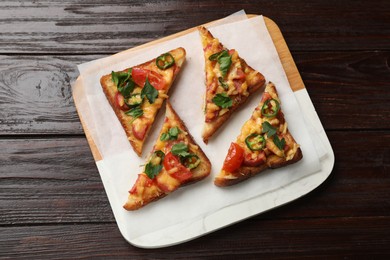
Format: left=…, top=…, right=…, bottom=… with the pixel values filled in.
left=295, top=51, right=390, bottom=130
left=0, top=55, right=103, bottom=135
left=0, top=137, right=114, bottom=224
left=0, top=0, right=389, bottom=54
left=1, top=51, right=388, bottom=135
left=1, top=131, right=389, bottom=225
left=1, top=217, right=390, bottom=258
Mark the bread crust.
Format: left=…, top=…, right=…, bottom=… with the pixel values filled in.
left=214, top=147, right=302, bottom=187
left=100, top=47, right=186, bottom=156
left=199, top=26, right=266, bottom=143
left=214, top=82, right=303, bottom=187
left=123, top=101, right=211, bottom=210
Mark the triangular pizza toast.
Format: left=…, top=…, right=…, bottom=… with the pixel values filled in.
left=198, top=26, right=266, bottom=143
left=100, top=47, right=186, bottom=156
left=214, top=82, right=303, bottom=187
left=124, top=101, right=211, bottom=210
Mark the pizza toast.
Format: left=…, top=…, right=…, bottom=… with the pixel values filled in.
left=214, top=82, right=303, bottom=187
left=198, top=26, right=266, bottom=143
left=124, top=101, right=211, bottom=210
left=100, top=47, right=186, bottom=156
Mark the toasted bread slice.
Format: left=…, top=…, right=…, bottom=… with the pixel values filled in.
left=100, top=47, right=186, bottom=156
left=124, top=101, right=211, bottom=210
left=214, top=82, right=303, bottom=187
left=198, top=26, right=265, bottom=143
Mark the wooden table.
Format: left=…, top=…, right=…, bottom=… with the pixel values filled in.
left=1, top=1, right=389, bottom=258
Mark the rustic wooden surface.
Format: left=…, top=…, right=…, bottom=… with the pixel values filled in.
left=1, top=0, right=389, bottom=259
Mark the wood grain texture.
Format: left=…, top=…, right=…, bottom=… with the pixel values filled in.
left=0, top=1, right=389, bottom=54
left=1, top=131, right=388, bottom=226
left=1, top=0, right=389, bottom=257
left=0, top=137, right=114, bottom=225
left=0, top=55, right=103, bottom=135
left=1, top=51, right=389, bottom=135
left=1, top=217, right=390, bottom=259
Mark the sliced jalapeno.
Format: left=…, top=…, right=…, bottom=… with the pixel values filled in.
left=181, top=154, right=201, bottom=169
left=156, top=53, right=175, bottom=69
left=261, top=98, right=280, bottom=118
left=245, top=133, right=265, bottom=151
left=125, top=93, right=142, bottom=107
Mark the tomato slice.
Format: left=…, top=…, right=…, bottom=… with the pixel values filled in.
left=129, top=174, right=154, bottom=195
left=115, top=92, right=129, bottom=111
left=222, top=142, right=245, bottom=172
left=132, top=120, right=149, bottom=140
left=163, top=152, right=192, bottom=183
left=131, top=67, right=165, bottom=90
left=243, top=151, right=266, bottom=167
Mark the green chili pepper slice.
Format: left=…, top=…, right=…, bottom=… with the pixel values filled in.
left=150, top=150, right=165, bottom=165
left=181, top=154, right=201, bottom=169
left=261, top=98, right=280, bottom=118
left=156, top=53, right=175, bottom=69
left=245, top=133, right=266, bottom=151
left=125, top=93, right=142, bottom=107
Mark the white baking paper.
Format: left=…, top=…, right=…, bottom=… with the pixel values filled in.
left=73, top=13, right=322, bottom=242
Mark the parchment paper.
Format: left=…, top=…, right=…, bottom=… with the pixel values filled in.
left=73, top=12, right=322, bottom=241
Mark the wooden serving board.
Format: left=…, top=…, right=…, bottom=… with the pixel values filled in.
left=74, top=15, right=305, bottom=164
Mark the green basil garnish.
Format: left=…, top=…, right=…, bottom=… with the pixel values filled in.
left=125, top=106, right=143, bottom=120
left=262, top=121, right=277, bottom=137
left=208, top=50, right=232, bottom=77
left=144, top=150, right=165, bottom=179
left=212, top=93, right=232, bottom=109
left=273, top=135, right=286, bottom=150
left=160, top=126, right=181, bottom=141
left=171, top=142, right=190, bottom=157
left=111, top=70, right=130, bottom=88
left=218, top=77, right=229, bottom=90
left=218, top=54, right=232, bottom=77
left=141, top=77, right=158, bottom=104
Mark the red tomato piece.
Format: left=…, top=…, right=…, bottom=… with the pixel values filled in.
left=131, top=67, right=165, bottom=90
left=115, top=92, right=129, bottom=111
left=132, top=121, right=149, bottom=140
left=222, top=142, right=245, bottom=172
left=243, top=151, right=266, bottom=167
left=129, top=174, right=154, bottom=195
left=163, top=152, right=180, bottom=171
left=163, top=152, right=192, bottom=183
left=234, top=68, right=246, bottom=80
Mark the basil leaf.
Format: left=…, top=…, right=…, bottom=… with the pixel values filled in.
left=125, top=106, right=143, bottom=119
left=160, top=126, right=181, bottom=141
left=160, top=133, right=170, bottom=141
left=119, top=80, right=135, bottom=98
left=141, top=78, right=158, bottom=104
left=218, top=77, right=229, bottom=90
left=168, top=127, right=180, bottom=139
left=145, top=163, right=163, bottom=179
left=218, top=54, right=232, bottom=77
left=212, top=93, right=232, bottom=108
left=111, top=70, right=130, bottom=88
left=262, top=121, right=277, bottom=137
left=171, top=142, right=190, bottom=157
left=273, top=135, right=286, bottom=150
left=208, top=50, right=226, bottom=61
